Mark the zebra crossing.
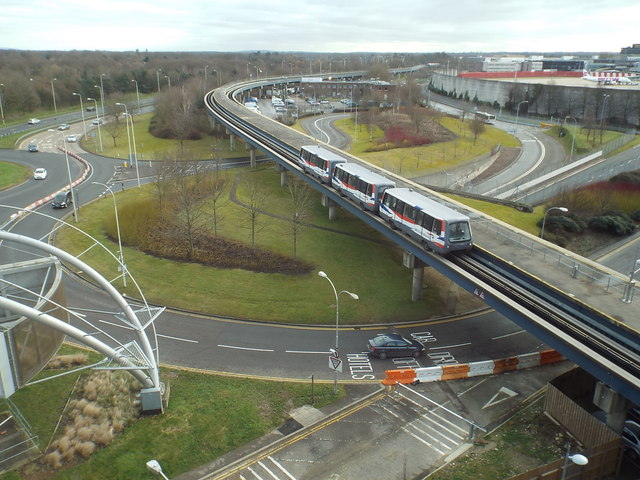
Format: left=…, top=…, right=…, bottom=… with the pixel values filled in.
left=211, top=386, right=474, bottom=480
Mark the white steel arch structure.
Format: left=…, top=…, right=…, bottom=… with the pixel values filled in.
left=0, top=207, right=163, bottom=412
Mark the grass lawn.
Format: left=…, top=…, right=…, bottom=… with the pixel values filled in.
left=80, top=112, right=248, bottom=162
left=0, top=162, right=31, bottom=190
left=54, top=166, right=473, bottom=324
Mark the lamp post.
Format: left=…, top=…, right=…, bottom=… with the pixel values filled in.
left=116, top=102, right=140, bottom=188
left=72, top=92, right=88, bottom=141
left=600, top=93, right=610, bottom=133
left=560, top=445, right=588, bottom=480
left=0, top=83, right=5, bottom=125
left=204, top=64, right=211, bottom=85
left=60, top=134, right=79, bottom=222
left=131, top=79, right=140, bottom=114
left=164, top=75, right=171, bottom=88
left=94, top=83, right=105, bottom=119
left=50, top=78, right=57, bottom=113
left=146, top=460, right=169, bottom=480
left=565, top=116, right=577, bottom=163
left=515, top=100, right=528, bottom=128
left=92, top=182, right=126, bottom=288
left=541, top=206, right=568, bottom=239
left=318, top=271, right=358, bottom=395
left=156, top=69, right=162, bottom=92
left=87, top=97, right=103, bottom=152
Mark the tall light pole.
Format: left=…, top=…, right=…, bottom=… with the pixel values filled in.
left=0, top=83, right=5, bottom=125
left=600, top=93, right=610, bottom=133
left=116, top=102, right=140, bottom=188
left=164, top=75, right=171, bottom=88
left=94, top=83, right=105, bottom=119
left=318, top=271, right=358, bottom=395
left=87, top=97, right=103, bottom=152
left=50, top=78, right=57, bottom=113
left=156, top=68, right=162, bottom=92
left=72, top=92, right=88, bottom=141
left=131, top=79, right=140, bottom=114
left=92, top=182, right=126, bottom=288
left=60, top=134, right=79, bottom=222
left=565, top=116, right=577, bottom=163
left=204, top=64, right=211, bottom=85
left=515, top=100, right=528, bottom=128
left=541, top=207, right=568, bottom=239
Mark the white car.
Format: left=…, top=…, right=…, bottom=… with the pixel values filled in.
left=27, top=118, right=41, bottom=125
left=92, top=118, right=103, bottom=125
left=34, top=168, right=47, bottom=180
left=66, top=134, right=78, bottom=142
left=58, top=123, right=70, bottom=130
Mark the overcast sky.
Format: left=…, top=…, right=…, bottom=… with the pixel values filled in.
left=2, top=0, right=639, bottom=53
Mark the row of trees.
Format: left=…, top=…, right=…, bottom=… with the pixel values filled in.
left=0, top=49, right=449, bottom=119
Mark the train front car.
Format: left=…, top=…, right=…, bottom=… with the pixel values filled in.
left=299, top=145, right=345, bottom=184
left=379, top=188, right=472, bottom=254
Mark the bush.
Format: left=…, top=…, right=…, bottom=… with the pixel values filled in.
left=537, top=215, right=585, bottom=234
left=588, top=215, right=636, bottom=235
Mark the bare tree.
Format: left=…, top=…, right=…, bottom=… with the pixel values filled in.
left=172, top=162, right=208, bottom=259
left=208, top=141, right=228, bottom=237
left=469, top=119, right=486, bottom=145
left=287, top=178, right=313, bottom=257
left=241, top=175, right=268, bottom=249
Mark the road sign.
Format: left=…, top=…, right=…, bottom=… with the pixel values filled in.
left=329, top=355, right=343, bottom=373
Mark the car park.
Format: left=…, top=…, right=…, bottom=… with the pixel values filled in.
left=66, top=134, right=78, bottom=142
left=52, top=191, right=73, bottom=208
left=27, top=118, right=41, bottom=124
left=58, top=123, right=70, bottom=130
left=33, top=168, right=47, bottom=180
left=367, top=333, right=424, bottom=359
left=28, top=144, right=39, bottom=152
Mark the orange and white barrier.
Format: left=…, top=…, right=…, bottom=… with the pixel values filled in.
left=381, top=349, right=564, bottom=386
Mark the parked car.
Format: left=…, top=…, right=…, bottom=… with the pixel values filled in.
left=91, top=118, right=103, bottom=125
left=58, top=123, right=70, bottom=130
left=27, top=118, right=40, bottom=125
left=367, top=333, right=425, bottom=360
left=52, top=190, right=73, bottom=209
left=33, top=168, right=47, bottom=180
left=66, top=134, right=78, bottom=142
left=27, top=143, right=39, bottom=152
left=623, top=420, right=640, bottom=460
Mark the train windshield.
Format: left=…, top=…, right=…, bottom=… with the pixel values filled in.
left=448, top=222, right=471, bottom=242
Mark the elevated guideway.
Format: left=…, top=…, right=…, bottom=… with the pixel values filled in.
left=204, top=78, right=640, bottom=406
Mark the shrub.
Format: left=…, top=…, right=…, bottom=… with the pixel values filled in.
left=45, top=451, right=62, bottom=469
left=588, top=215, right=636, bottom=235
left=76, top=441, right=96, bottom=458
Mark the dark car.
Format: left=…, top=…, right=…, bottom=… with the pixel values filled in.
left=28, top=143, right=38, bottom=152
left=367, top=333, right=424, bottom=360
left=52, top=191, right=73, bottom=209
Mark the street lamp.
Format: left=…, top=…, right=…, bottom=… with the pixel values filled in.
left=318, top=271, right=359, bottom=395
left=92, top=182, right=126, bottom=288
left=116, top=102, right=140, bottom=188
left=0, top=83, right=5, bottom=125
left=560, top=445, right=588, bottom=480
left=94, top=82, right=105, bottom=119
left=515, top=100, right=528, bottom=128
left=600, top=93, right=610, bottom=133
left=51, top=78, right=57, bottom=113
left=60, top=134, right=79, bottom=222
left=164, top=75, right=171, bottom=88
left=541, top=206, right=568, bottom=239
left=146, top=459, right=169, bottom=480
left=156, top=68, right=162, bottom=92
left=87, top=97, right=103, bottom=152
left=72, top=92, right=88, bottom=141
left=131, top=79, right=140, bottom=114
left=565, top=116, right=577, bottom=163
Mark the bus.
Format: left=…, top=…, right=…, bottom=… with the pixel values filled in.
left=475, top=111, right=496, bottom=124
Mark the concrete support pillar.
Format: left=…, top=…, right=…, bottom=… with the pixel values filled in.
left=593, top=382, right=631, bottom=433
left=249, top=147, right=256, bottom=168
left=227, top=131, right=236, bottom=151
left=321, top=195, right=337, bottom=220
left=403, top=252, right=427, bottom=302
left=280, top=170, right=287, bottom=187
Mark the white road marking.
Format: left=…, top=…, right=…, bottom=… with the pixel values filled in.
left=428, top=342, right=471, bottom=350
left=257, top=460, right=280, bottom=479
left=269, top=455, right=297, bottom=480
left=285, top=350, right=331, bottom=354
left=156, top=333, right=199, bottom=344
left=492, top=330, right=526, bottom=340
left=218, top=344, right=274, bottom=352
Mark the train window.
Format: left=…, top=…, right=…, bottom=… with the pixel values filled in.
left=366, top=184, right=373, bottom=196
left=396, top=200, right=406, bottom=215
left=449, top=222, right=471, bottom=242
left=422, top=213, right=434, bottom=231
left=356, top=179, right=366, bottom=194
left=433, top=219, right=442, bottom=233
left=406, top=204, right=417, bottom=222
